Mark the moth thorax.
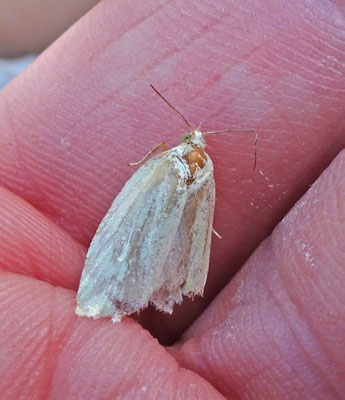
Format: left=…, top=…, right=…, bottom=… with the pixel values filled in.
left=184, top=147, right=207, bottom=182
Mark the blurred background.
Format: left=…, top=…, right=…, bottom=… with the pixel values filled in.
left=0, top=0, right=100, bottom=88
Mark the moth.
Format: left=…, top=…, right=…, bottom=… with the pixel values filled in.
left=76, top=86, right=256, bottom=322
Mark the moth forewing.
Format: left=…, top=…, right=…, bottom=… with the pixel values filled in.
left=181, top=168, right=215, bottom=296
left=76, top=152, right=186, bottom=320
left=76, top=132, right=215, bottom=321
left=149, top=151, right=215, bottom=313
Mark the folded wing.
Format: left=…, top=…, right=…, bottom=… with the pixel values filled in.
left=76, top=149, right=214, bottom=321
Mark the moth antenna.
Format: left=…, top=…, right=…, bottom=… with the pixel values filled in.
left=204, top=129, right=258, bottom=171
left=150, top=84, right=193, bottom=131
left=204, top=129, right=255, bottom=134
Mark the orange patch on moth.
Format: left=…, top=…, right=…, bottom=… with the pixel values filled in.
left=184, top=147, right=207, bottom=183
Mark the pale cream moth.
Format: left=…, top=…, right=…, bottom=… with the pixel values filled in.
left=75, top=86, right=255, bottom=322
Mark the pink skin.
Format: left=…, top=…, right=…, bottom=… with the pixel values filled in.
left=0, top=0, right=344, bottom=398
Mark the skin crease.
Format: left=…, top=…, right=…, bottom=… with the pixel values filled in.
left=0, top=0, right=344, bottom=398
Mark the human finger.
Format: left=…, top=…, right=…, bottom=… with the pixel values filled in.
left=173, top=151, right=345, bottom=397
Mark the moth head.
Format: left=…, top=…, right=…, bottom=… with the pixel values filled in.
left=182, top=130, right=206, bottom=148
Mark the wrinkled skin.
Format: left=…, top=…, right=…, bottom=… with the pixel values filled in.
left=0, top=1, right=344, bottom=399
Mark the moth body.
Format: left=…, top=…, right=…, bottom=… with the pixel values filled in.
left=76, top=130, right=215, bottom=322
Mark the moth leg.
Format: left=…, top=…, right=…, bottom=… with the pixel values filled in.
left=212, top=227, right=222, bottom=239
left=128, top=142, right=167, bottom=166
